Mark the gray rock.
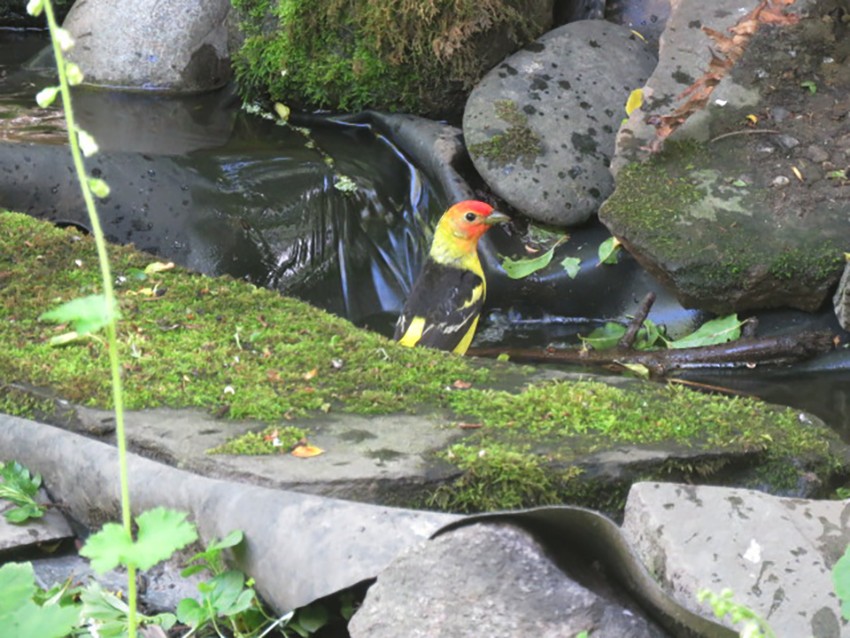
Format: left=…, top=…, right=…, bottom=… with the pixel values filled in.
left=464, top=20, right=656, bottom=226
left=62, top=0, right=231, bottom=93
left=349, top=522, right=667, bottom=638
left=622, top=482, right=850, bottom=638
left=0, top=487, right=73, bottom=554
left=833, top=261, right=850, bottom=331
left=602, top=0, right=848, bottom=313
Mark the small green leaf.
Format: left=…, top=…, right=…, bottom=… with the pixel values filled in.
left=579, top=322, right=626, bottom=350
left=501, top=247, right=555, bottom=279
left=620, top=362, right=651, bottom=379
left=77, top=128, right=98, bottom=156
left=35, top=86, right=59, bottom=108
left=732, top=179, right=748, bottom=188
left=0, top=563, right=79, bottom=638
left=132, top=507, right=199, bottom=570
left=66, top=62, right=84, bottom=86
left=560, top=256, right=581, bottom=279
left=80, top=523, right=134, bottom=573
left=800, top=80, right=817, bottom=94
left=39, top=294, right=118, bottom=336
left=26, top=0, right=44, bottom=17
left=666, top=314, right=743, bottom=349
left=597, top=236, right=622, bottom=265
left=833, top=545, right=850, bottom=620
left=88, top=177, right=111, bottom=198
left=0, top=461, right=45, bottom=523
left=625, top=88, right=644, bottom=116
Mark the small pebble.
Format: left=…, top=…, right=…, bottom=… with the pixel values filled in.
left=772, top=175, right=790, bottom=187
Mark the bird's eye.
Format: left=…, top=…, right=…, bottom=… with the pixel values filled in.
left=464, top=212, right=477, bottom=222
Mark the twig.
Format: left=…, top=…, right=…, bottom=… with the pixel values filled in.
left=618, top=292, right=656, bottom=349
left=709, top=129, right=779, bottom=143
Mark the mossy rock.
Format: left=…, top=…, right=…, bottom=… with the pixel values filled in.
left=229, top=0, right=553, bottom=118
left=2, top=211, right=847, bottom=516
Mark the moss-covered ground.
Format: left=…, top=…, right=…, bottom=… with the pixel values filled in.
left=1, top=212, right=846, bottom=513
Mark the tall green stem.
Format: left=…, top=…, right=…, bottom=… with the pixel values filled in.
left=42, top=2, right=137, bottom=636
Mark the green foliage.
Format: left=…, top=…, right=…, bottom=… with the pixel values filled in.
left=0, top=460, right=46, bottom=523
left=580, top=319, right=663, bottom=351
left=80, top=507, right=199, bottom=573
left=663, top=314, right=745, bottom=349
left=597, top=236, right=622, bottom=265
left=177, top=570, right=260, bottom=633
left=501, top=248, right=556, bottom=279
left=39, top=294, right=119, bottom=343
left=698, top=588, right=775, bottom=638
left=80, top=583, right=177, bottom=638
left=0, top=562, right=79, bottom=638
left=182, top=529, right=244, bottom=578
left=832, top=545, right=850, bottom=620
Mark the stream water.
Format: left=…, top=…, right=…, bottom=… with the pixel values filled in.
left=4, top=29, right=850, bottom=446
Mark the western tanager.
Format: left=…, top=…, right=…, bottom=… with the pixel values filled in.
left=394, top=200, right=509, bottom=354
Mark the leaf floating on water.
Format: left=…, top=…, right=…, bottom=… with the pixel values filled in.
left=501, top=247, right=555, bottom=279
left=560, top=256, right=581, bottom=279
left=597, top=236, right=622, bottom=265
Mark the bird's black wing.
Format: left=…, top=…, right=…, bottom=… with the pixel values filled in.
left=394, top=261, right=484, bottom=352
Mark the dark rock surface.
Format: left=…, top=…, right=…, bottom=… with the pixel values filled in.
left=464, top=20, right=656, bottom=226
left=602, top=0, right=849, bottom=313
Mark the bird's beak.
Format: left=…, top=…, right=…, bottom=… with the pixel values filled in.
left=484, top=211, right=511, bottom=226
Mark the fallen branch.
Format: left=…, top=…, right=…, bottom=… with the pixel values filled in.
left=468, top=330, right=835, bottom=377
left=618, top=292, right=655, bottom=350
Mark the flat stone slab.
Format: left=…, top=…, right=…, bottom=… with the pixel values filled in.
left=0, top=488, right=73, bottom=554
left=622, top=482, right=850, bottom=637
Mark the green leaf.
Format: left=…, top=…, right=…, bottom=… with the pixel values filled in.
left=597, top=236, right=622, bottom=265
left=35, top=86, right=59, bottom=108
left=501, top=247, right=555, bottom=279
left=82, top=508, right=197, bottom=573
left=292, top=603, right=330, bottom=634
left=833, top=545, right=850, bottom=620
left=0, top=461, right=45, bottom=523
left=132, top=507, right=198, bottom=570
left=666, top=314, right=743, bottom=349
left=579, top=322, right=626, bottom=350
left=39, top=294, right=118, bottom=336
left=0, top=563, right=79, bottom=638
left=800, top=80, right=817, bottom=94
left=176, top=597, right=208, bottom=627
left=560, top=256, right=581, bottom=279
left=88, top=177, right=111, bottom=198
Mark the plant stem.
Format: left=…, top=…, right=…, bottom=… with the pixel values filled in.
left=42, top=1, right=136, bottom=636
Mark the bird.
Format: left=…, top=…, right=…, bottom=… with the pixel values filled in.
left=394, top=200, right=509, bottom=354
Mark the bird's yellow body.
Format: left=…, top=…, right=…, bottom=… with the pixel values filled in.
left=394, top=201, right=509, bottom=354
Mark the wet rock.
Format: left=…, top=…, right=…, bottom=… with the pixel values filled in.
left=62, top=0, right=231, bottom=93
left=622, top=482, right=850, bottom=638
left=833, top=262, right=850, bottom=331
left=349, top=522, right=667, bottom=638
left=602, top=0, right=848, bottom=313
left=464, top=20, right=656, bottom=227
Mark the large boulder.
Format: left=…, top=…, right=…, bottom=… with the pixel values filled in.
left=463, top=20, right=656, bottom=226
left=62, top=0, right=231, bottom=93
left=601, top=0, right=847, bottom=313
left=622, top=482, right=850, bottom=638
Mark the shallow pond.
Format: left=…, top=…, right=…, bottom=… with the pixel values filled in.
left=4, top=29, right=850, bottom=448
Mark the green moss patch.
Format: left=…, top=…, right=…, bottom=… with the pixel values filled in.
left=467, top=100, right=543, bottom=168
left=230, top=0, right=542, bottom=116
left=0, top=211, right=487, bottom=423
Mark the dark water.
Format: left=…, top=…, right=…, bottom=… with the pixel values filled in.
left=4, top=29, right=850, bottom=445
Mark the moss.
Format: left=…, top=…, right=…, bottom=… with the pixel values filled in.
left=0, top=385, right=56, bottom=420
left=0, top=211, right=489, bottom=423
left=208, top=425, right=306, bottom=455
left=468, top=100, right=543, bottom=168
left=229, top=0, right=542, bottom=116
left=427, top=379, right=844, bottom=512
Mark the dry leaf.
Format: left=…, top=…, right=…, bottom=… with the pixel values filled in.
left=291, top=443, right=324, bottom=458
left=452, top=379, right=473, bottom=389
left=303, top=368, right=318, bottom=380
left=458, top=422, right=483, bottom=430
left=144, top=261, right=175, bottom=274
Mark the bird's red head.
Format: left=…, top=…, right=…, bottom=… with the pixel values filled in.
left=440, top=200, right=510, bottom=244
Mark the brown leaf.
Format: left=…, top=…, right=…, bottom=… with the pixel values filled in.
left=291, top=442, right=324, bottom=458
left=452, top=379, right=473, bottom=389
left=303, top=367, right=318, bottom=380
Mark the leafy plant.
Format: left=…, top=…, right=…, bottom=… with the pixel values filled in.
left=0, top=562, right=79, bottom=638
left=0, top=460, right=46, bottom=523
left=832, top=544, right=850, bottom=620
left=698, top=588, right=775, bottom=638
left=580, top=314, right=745, bottom=352
left=80, top=582, right=176, bottom=638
